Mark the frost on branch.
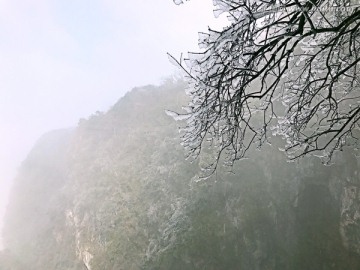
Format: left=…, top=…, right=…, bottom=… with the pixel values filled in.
left=170, top=0, right=360, bottom=173
left=173, top=0, right=184, bottom=5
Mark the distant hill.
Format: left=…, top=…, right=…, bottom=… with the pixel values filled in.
left=2, top=79, right=360, bottom=270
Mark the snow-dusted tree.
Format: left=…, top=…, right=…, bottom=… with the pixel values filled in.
left=168, top=0, right=360, bottom=173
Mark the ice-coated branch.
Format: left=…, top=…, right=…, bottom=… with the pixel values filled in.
left=170, top=0, right=360, bottom=174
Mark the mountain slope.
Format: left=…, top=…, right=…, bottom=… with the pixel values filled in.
left=2, top=79, right=360, bottom=270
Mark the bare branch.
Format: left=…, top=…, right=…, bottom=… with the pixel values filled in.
left=170, top=0, right=360, bottom=175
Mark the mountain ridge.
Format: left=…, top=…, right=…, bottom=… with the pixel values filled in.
left=1, top=79, right=360, bottom=270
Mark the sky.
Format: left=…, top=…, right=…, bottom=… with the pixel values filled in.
left=0, top=0, right=228, bottom=247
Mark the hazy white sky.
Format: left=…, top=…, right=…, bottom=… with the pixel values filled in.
left=0, top=0, right=227, bottom=244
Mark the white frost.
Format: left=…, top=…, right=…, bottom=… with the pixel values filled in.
left=165, top=110, right=190, bottom=121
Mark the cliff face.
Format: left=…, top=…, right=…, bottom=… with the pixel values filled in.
left=2, top=128, right=84, bottom=270
left=1, top=79, right=360, bottom=270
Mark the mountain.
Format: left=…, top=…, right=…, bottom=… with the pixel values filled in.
left=1, top=79, right=360, bottom=270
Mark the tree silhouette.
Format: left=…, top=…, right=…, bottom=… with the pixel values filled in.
left=169, top=0, right=360, bottom=173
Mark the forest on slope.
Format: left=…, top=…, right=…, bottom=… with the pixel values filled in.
left=1, top=79, right=360, bottom=270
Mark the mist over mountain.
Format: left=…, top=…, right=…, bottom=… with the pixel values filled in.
left=1, top=79, right=360, bottom=270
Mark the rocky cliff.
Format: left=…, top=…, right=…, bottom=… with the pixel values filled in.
left=1, top=79, right=359, bottom=270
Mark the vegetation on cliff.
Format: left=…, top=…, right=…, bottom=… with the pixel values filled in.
left=2, top=79, right=360, bottom=270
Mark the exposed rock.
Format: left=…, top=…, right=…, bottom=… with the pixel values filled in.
left=340, top=184, right=360, bottom=254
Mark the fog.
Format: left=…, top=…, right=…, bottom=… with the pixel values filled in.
left=0, top=0, right=227, bottom=246
left=1, top=2, right=359, bottom=268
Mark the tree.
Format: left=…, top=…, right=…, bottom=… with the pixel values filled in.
left=168, top=0, right=360, bottom=173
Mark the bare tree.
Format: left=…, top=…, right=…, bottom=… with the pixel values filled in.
left=168, top=0, right=360, bottom=173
